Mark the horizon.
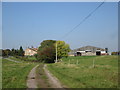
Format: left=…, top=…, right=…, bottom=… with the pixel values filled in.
left=2, top=2, right=118, bottom=52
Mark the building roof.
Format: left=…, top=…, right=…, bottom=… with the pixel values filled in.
left=27, top=48, right=38, bottom=52
left=72, top=46, right=105, bottom=53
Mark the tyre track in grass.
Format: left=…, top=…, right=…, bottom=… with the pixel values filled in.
left=27, top=64, right=39, bottom=89
left=43, top=64, right=66, bottom=89
left=27, top=64, right=66, bottom=89
left=4, top=58, right=22, bottom=63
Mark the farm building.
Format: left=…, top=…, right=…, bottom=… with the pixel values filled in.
left=68, top=46, right=108, bottom=56
left=24, top=47, right=38, bottom=56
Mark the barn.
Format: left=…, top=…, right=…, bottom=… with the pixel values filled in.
left=69, top=46, right=108, bottom=56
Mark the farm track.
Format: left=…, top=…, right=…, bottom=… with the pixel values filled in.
left=43, top=64, right=66, bottom=89
left=4, top=58, right=22, bottom=63
left=27, top=64, right=66, bottom=89
left=27, top=64, right=39, bottom=89
left=4, top=57, right=66, bottom=89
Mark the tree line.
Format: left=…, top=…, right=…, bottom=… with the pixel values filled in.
left=2, top=40, right=71, bottom=63
left=111, top=51, right=120, bottom=55
left=2, top=46, right=24, bottom=57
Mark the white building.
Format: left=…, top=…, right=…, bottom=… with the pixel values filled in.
left=69, top=46, right=108, bottom=56
left=24, top=48, right=38, bottom=56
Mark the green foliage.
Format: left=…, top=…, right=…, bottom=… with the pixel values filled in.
left=37, top=40, right=56, bottom=63
left=56, top=40, right=71, bottom=59
left=111, top=52, right=118, bottom=55
left=37, top=40, right=71, bottom=63
left=19, top=46, right=24, bottom=56
left=40, top=40, right=56, bottom=48
left=2, top=49, right=11, bottom=57
left=2, top=46, right=24, bottom=57
left=34, top=54, right=38, bottom=59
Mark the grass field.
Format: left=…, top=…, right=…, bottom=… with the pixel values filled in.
left=2, top=58, right=37, bottom=88
left=47, top=55, right=118, bottom=88
left=0, top=58, right=2, bottom=89
left=9, top=56, right=37, bottom=61
left=27, top=56, right=37, bottom=61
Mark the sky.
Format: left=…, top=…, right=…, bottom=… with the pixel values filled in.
left=2, top=2, right=118, bottom=52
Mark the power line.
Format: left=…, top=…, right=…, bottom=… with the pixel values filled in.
left=60, top=1, right=105, bottom=39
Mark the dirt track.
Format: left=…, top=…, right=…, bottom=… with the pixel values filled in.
left=27, top=65, right=39, bottom=88
left=27, top=64, right=66, bottom=89
left=4, top=58, right=22, bottom=63
left=43, top=64, right=66, bottom=89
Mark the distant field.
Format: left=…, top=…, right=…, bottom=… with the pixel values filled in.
left=47, top=55, right=118, bottom=88
left=9, top=56, right=37, bottom=61
left=2, top=58, right=37, bottom=88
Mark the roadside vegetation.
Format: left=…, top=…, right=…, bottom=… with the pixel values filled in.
left=47, top=55, right=118, bottom=88
left=2, top=58, right=37, bottom=88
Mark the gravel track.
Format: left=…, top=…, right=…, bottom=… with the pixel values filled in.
left=43, top=64, right=66, bottom=89
left=27, top=65, right=39, bottom=89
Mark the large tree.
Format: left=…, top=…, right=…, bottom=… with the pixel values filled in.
left=56, top=40, right=71, bottom=59
left=37, top=40, right=56, bottom=63
left=37, top=40, right=70, bottom=63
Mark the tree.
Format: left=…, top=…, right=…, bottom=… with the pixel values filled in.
left=2, top=50, right=7, bottom=56
left=2, top=49, right=11, bottom=57
left=11, top=48, right=15, bottom=56
left=37, top=40, right=71, bottom=63
left=111, top=52, right=118, bottom=55
left=37, top=40, right=56, bottom=63
left=56, top=41, right=71, bottom=59
left=19, top=46, right=24, bottom=56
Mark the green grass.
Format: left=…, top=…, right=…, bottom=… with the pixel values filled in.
left=27, top=56, right=37, bottom=61
left=9, top=57, right=24, bottom=62
left=0, top=58, right=2, bottom=89
left=9, top=56, right=37, bottom=62
left=47, top=55, right=118, bottom=88
left=2, top=58, right=37, bottom=88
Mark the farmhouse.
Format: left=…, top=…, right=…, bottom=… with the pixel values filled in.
left=24, top=48, right=38, bottom=56
left=69, top=46, right=108, bottom=56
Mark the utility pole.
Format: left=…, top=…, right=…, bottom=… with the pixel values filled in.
left=55, top=41, right=57, bottom=63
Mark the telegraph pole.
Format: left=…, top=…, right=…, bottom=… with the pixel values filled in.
left=55, top=41, right=57, bottom=63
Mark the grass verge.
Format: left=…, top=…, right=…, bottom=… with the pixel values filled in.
left=2, top=58, right=37, bottom=88
left=47, top=55, right=118, bottom=88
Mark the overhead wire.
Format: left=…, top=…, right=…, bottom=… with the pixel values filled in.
left=60, top=0, right=105, bottom=39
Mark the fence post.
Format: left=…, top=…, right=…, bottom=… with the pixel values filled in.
left=93, top=59, right=95, bottom=68
left=69, top=59, right=70, bottom=65
left=76, top=59, right=78, bottom=65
